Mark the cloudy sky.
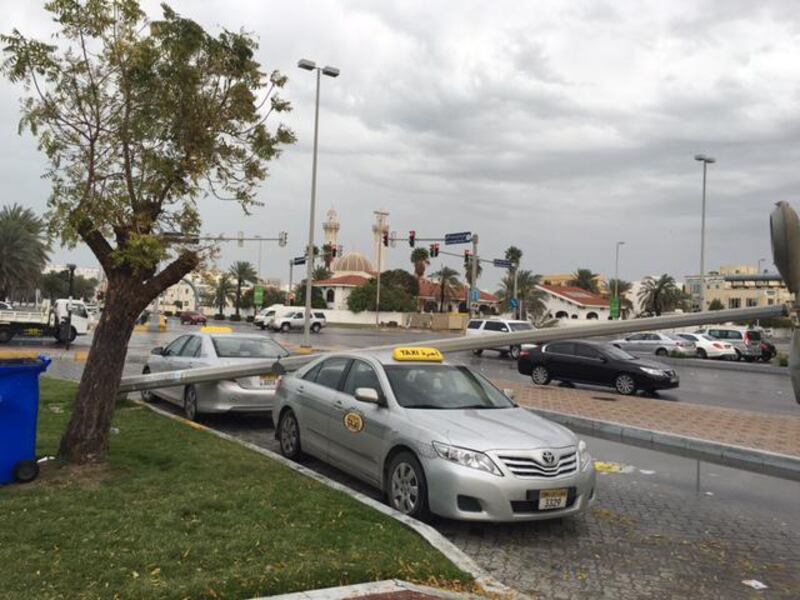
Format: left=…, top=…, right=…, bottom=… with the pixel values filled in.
left=3, top=0, right=800, bottom=289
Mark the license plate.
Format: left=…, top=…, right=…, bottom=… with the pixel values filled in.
left=259, top=374, right=276, bottom=386
left=538, top=488, right=568, bottom=510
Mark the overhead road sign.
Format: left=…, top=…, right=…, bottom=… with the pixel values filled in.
left=445, top=231, right=472, bottom=245
left=493, top=259, right=513, bottom=269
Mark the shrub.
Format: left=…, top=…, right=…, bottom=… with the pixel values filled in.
left=778, top=353, right=789, bottom=367
left=229, top=314, right=242, bottom=321
left=245, top=316, right=254, bottom=322
left=163, top=310, right=174, bottom=317
left=213, top=314, right=225, bottom=320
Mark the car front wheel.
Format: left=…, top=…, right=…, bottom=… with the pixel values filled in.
left=387, top=452, right=430, bottom=521
left=655, top=348, right=668, bottom=357
left=184, top=385, right=201, bottom=422
left=278, top=410, right=304, bottom=460
left=509, top=345, right=521, bottom=360
left=280, top=323, right=290, bottom=333
left=531, top=365, right=551, bottom=386
left=697, top=348, right=707, bottom=359
left=311, top=323, right=321, bottom=333
left=614, top=373, right=637, bottom=395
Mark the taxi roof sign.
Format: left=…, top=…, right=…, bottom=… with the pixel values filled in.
left=201, top=326, right=233, bottom=334
left=392, top=347, right=444, bottom=362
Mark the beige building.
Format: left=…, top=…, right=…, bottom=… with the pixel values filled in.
left=540, top=273, right=608, bottom=291
left=684, top=265, right=793, bottom=310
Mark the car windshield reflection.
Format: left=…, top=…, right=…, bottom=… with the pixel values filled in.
left=603, top=345, right=637, bottom=361
left=211, top=336, right=288, bottom=358
left=384, top=365, right=515, bottom=409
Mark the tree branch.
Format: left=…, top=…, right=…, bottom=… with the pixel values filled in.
left=141, top=251, right=199, bottom=300
left=77, top=221, right=113, bottom=272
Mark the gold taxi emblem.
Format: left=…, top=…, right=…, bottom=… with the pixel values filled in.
left=392, top=347, right=444, bottom=362
left=343, top=411, right=365, bottom=433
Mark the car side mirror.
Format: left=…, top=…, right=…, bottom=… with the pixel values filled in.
left=502, top=388, right=515, bottom=400
left=355, top=387, right=381, bottom=404
left=151, top=346, right=164, bottom=355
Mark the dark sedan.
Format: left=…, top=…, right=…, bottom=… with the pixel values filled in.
left=518, top=340, right=679, bottom=396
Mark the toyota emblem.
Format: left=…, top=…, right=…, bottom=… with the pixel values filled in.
left=542, top=451, right=556, bottom=465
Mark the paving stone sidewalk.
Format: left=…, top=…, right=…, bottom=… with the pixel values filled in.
left=496, top=379, right=800, bottom=457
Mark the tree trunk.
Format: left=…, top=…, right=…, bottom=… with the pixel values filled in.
left=58, top=278, right=146, bottom=464
left=235, top=281, right=242, bottom=318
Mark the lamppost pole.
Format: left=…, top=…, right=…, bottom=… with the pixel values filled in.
left=65, top=263, right=76, bottom=351
left=298, top=59, right=339, bottom=347
left=614, top=241, right=625, bottom=319
left=695, top=154, right=716, bottom=311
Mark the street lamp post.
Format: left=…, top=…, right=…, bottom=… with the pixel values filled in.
left=694, top=154, right=716, bottom=311
left=298, top=58, right=339, bottom=347
left=65, top=264, right=76, bottom=351
left=614, top=241, right=625, bottom=320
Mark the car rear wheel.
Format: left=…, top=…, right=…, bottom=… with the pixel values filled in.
left=531, top=365, right=551, bottom=386
left=387, top=451, right=430, bottom=521
left=614, top=373, right=637, bottom=395
left=280, top=323, right=290, bottom=333
left=0, top=327, right=13, bottom=343
left=141, top=367, right=154, bottom=402
left=278, top=410, right=304, bottom=460
left=509, top=345, right=521, bottom=360
left=697, top=348, right=707, bottom=359
left=184, top=385, right=201, bottom=422
left=311, top=323, right=321, bottom=333
left=655, top=348, right=668, bottom=357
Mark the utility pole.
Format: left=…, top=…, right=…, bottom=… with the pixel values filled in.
left=695, top=154, right=716, bottom=311
left=614, top=241, right=625, bottom=320
left=374, top=211, right=389, bottom=328
left=469, top=234, right=479, bottom=317
left=513, top=265, right=519, bottom=320
left=65, top=264, right=75, bottom=351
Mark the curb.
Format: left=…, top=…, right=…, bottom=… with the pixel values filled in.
left=255, top=578, right=484, bottom=600
left=524, top=407, right=800, bottom=482
left=131, top=398, right=522, bottom=599
left=636, top=354, right=788, bottom=376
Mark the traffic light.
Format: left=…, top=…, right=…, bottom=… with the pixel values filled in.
left=382, top=231, right=389, bottom=247
left=430, top=243, right=439, bottom=257
left=409, top=230, right=416, bottom=247
left=330, top=244, right=337, bottom=258
left=278, top=231, right=288, bottom=247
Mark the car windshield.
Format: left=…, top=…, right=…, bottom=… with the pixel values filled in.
left=603, top=345, right=637, bottom=361
left=509, top=322, right=534, bottom=331
left=211, top=336, right=288, bottom=358
left=384, top=364, right=515, bottom=410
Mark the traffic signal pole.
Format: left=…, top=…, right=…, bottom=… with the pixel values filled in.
left=470, top=235, right=479, bottom=317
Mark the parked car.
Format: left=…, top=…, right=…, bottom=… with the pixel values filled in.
left=254, top=305, right=290, bottom=330
left=674, top=332, right=736, bottom=360
left=693, top=326, right=762, bottom=361
left=142, top=332, right=289, bottom=420
left=609, top=332, right=695, bottom=357
left=179, top=311, right=208, bottom=325
left=465, top=318, right=535, bottom=359
left=271, top=310, right=327, bottom=333
left=274, top=347, right=597, bottom=521
left=0, top=301, right=13, bottom=311
left=518, top=340, right=679, bottom=396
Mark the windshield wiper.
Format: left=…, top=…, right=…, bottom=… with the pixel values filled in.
left=404, top=404, right=445, bottom=409
left=453, top=404, right=506, bottom=409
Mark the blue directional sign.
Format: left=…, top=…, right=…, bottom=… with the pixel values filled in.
left=493, top=258, right=513, bottom=269
left=470, top=288, right=480, bottom=302
left=292, top=256, right=307, bottom=266
left=510, top=298, right=519, bottom=309
left=445, top=231, right=472, bottom=245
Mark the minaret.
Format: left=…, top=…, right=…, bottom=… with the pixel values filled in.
left=323, top=208, right=340, bottom=247
left=372, top=210, right=389, bottom=273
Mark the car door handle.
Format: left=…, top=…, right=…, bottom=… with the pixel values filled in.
left=334, top=399, right=345, bottom=410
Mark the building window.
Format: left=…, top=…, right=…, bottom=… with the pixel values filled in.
left=746, top=298, right=758, bottom=307
left=325, top=289, right=335, bottom=303
left=586, top=312, right=598, bottom=320
left=555, top=311, right=568, bottom=319
left=728, top=298, right=741, bottom=309
left=768, top=299, right=774, bottom=305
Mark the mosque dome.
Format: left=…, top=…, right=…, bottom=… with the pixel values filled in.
left=332, top=252, right=374, bottom=274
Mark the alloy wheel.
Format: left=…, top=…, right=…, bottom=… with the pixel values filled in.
left=390, top=462, right=420, bottom=514
left=532, top=366, right=550, bottom=385
left=280, top=412, right=299, bottom=457
left=615, top=374, right=636, bottom=395
left=184, top=387, right=198, bottom=421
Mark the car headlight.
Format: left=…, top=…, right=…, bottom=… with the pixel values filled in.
left=640, top=367, right=666, bottom=377
left=578, top=439, right=592, bottom=470
left=432, top=441, right=503, bottom=477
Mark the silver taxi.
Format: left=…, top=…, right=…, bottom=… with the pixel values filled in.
left=273, top=347, right=597, bottom=522
left=143, top=330, right=289, bottom=421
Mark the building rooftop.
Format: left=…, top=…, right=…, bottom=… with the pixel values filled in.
left=537, top=284, right=609, bottom=307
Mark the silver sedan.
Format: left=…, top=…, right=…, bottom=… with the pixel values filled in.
left=143, top=332, right=289, bottom=421
left=273, top=348, right=597, bottom=522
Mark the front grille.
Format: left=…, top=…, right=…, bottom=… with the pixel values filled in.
left=496, top=450, right=577, bottom=479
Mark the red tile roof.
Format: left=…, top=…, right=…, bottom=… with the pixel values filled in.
left=418, top=279, right=498, bottom=303
left=537, top=284, right=609, bottom=307
left=312, top=275, right=371, bottom=287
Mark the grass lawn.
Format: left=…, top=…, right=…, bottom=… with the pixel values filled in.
left=0, top=378, right=471, bottom=599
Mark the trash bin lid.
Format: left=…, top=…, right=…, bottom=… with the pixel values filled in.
left=0, top=354, right=51, bottom=373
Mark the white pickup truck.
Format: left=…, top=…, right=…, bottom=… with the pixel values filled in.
left=0, top=299, right=91, bottom=343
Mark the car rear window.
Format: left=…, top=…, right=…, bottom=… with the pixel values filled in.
left=509, top=322, right=533, bottom=331
left=546, top=342, right=575, bottom=355
left=211, top=336, right=288, bottom=358
left=484, top=321, right=508, bottom=332
left=467, top=320, right=483, bottom=329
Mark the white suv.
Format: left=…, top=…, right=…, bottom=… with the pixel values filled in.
left=271, top=310, right=327, bottom=333
left=465, top=318, right=534, bottom=359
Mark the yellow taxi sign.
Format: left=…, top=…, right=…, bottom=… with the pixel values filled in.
left=392, top=347, right=444, bottom=362
left=201, top=326, right=233, bottom=334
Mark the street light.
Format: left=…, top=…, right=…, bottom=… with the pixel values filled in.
left=65, top=264, right=76, bottom=351
left=614, top=241, right=625, bottom=320
left=298, top=57, right=339, bottom=347
left=694, top=154, right=716, bottom=311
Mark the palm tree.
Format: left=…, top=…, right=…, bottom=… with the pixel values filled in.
left=228, top=261, right=257, bottom=318
left=637, top=274, right=686, bottom=316
left=430, top=267, right=461, bottom=313
left=606, top=278, right=634, bottom=318
left=496, top=270, right=547, bottom=321
left=211, top=273, right=236, bottom=316
left=321, top=243, right=335, bottom=269
left=570, top=268, right=600, bottom=293
left=464, top=254, right=483, bottom=285
left=410, top=247, right=430, bottom=279
left=313, top=265, right=332, bottom=281
left=0, top=204, right=49, bottom=300
left=504, top=245, right=523, bottom=268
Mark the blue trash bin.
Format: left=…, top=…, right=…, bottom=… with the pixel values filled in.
left=0, top=356, right=51, bottom=485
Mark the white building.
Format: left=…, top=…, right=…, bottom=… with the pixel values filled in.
left=537, top=285, right=611, bottom=320
left=313, top=252, right=374, bottom=311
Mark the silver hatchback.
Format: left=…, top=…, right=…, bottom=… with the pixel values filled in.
left=273, top=348, right=597, bottom=522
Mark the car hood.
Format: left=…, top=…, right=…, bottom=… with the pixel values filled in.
left=624, top=357, right=672, bottom=371
left=405, top=406, right=576, bottom=452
